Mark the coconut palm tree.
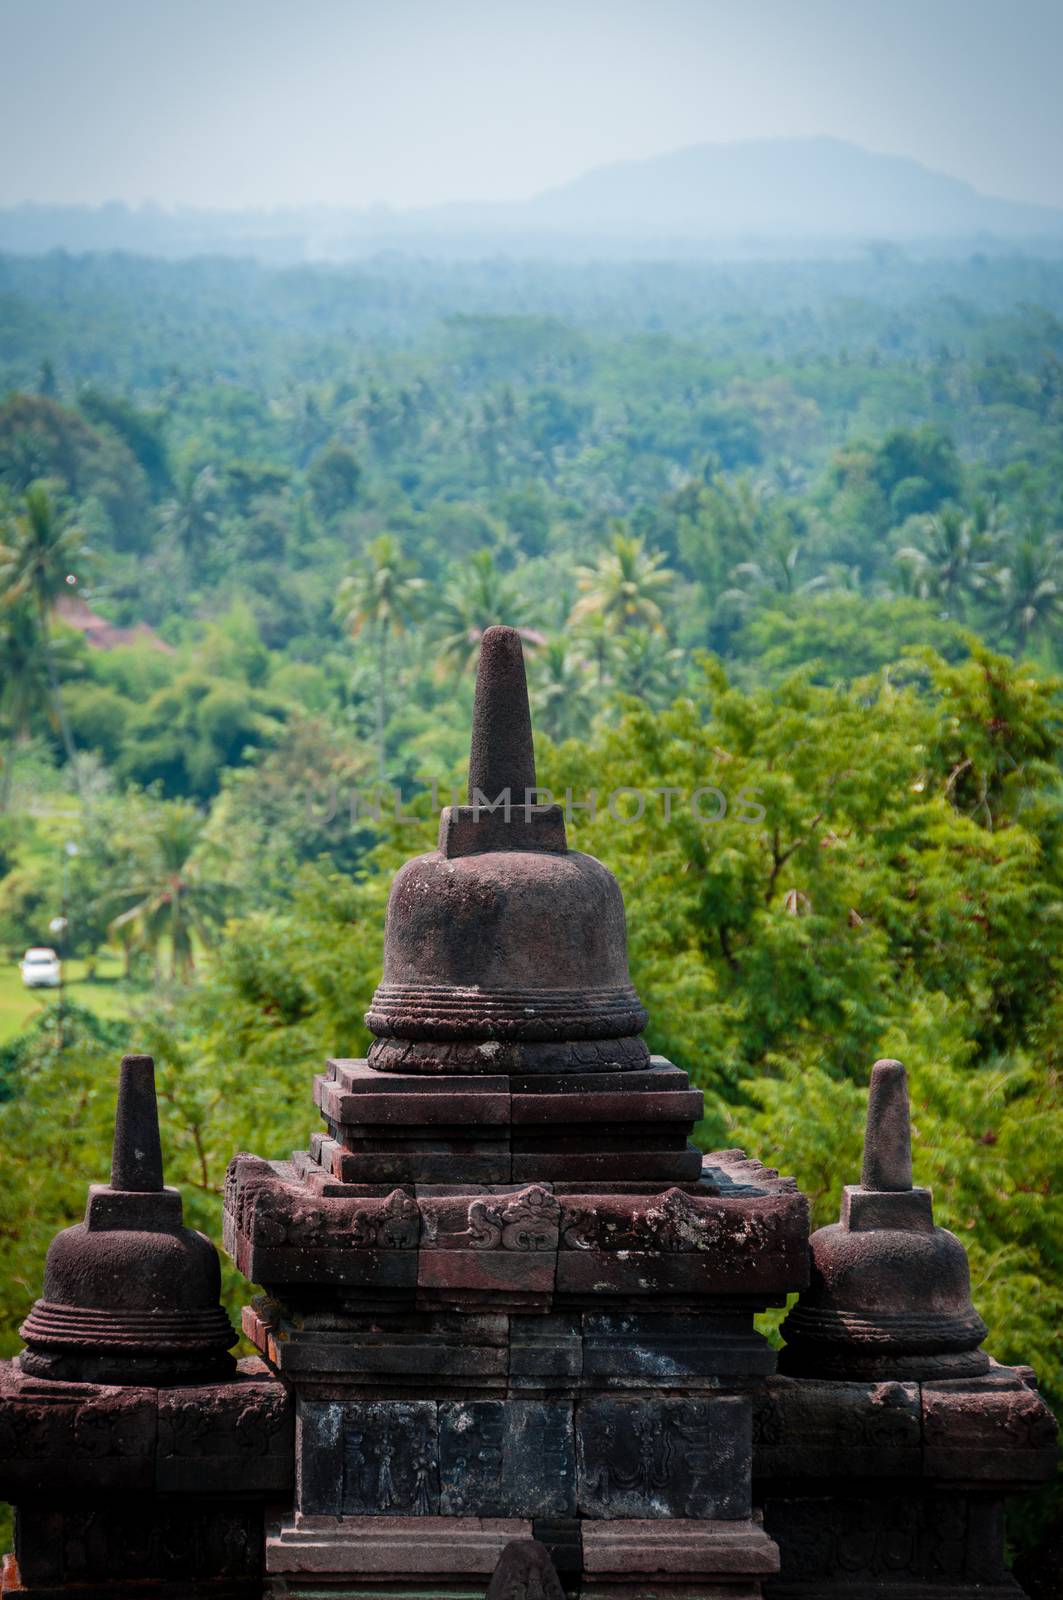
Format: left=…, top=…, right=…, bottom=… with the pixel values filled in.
left=988, top=538, right=1063, bottom=653
left=612, top=628, right=685, bottom=707
left=570, top=532, right=674, bottom=635
left=159, top=466, right=219, bottom=565
left=571, top=611, right=615, bottom=689
left=434, top=550, right=541, bottom=676
left=894, top=505, right=997, bottom=620
left=0, top=485, right=87, bottom=781
left=0, top=597, right=55, bottom=809
left=718, top=537, right=828, bottom=619
left=531, top=638, right=596, bottom=744
left=106, top=802, right=232, bottom=981
left=335, top=534, right=425, bottom=775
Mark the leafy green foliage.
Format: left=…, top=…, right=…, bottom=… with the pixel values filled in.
left=0, top=252, right=1061, bottom=1557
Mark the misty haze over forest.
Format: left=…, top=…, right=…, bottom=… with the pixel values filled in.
left=3, top=139, right=1063, bottom=264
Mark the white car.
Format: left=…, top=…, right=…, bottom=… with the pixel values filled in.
left=19, top=947, right=62, bottom=988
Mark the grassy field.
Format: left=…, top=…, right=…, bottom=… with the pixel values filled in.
left=0, top=952, right=133, bottom=1045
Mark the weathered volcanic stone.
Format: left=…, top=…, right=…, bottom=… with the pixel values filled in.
left=0, top=1360, right=290, bottom=1600
left=439, top=1401, right=576, bottom=1518
left=109, top=1053, right=164, bottom=1190
left=9, top=1500, right=267, bottom=1598
left=581, top=1312, right=775, bottom=1385
left=780, top=1059, right=988, bottom=1382
left=753, top=1375, right=923, bottom=1482
left=2, top=1056, right=290, bottom=1600
left=468, top=625, right=537, bottom=809
left=860, top=1058, right=912, bottom=1191
left=575, top=1396, right=752, bottom=1520
left=364, top=625, right=649, bottom=1076
left=580, top=1517, right=780, bottom=1578
left=921, top=1368, right=1059, bottom=1483
left=0, top=1363, right=157, bottom=1495
left=297, top=1398, right=439, bottom=1516
left=19, top=1055, right=236, bottom=1387
left=298, top=1398, right=577, bottom=1521
left=509, top=1313, right=583, bottom=1386
left=265, top=1514, right=535, bottom=1577
left=754, top=1364, right=1057, bottom=1598
left=486, top=1539, right=567, bottom=1600
left=762, top=1493, right=1018, bottom=1598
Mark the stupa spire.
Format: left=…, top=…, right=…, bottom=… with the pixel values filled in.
left=434, top=624, right=565, bottom=860
left=110, top=1052, right=164, bottom=1192
left=468, top=624, right=537, bottom=802
left=860, top=1057, right=913, bottom=1192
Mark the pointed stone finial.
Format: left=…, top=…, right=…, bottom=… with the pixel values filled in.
left=468, top=625, right=536, bottom=803
left=486, top=1540, right=566, bottom=1600
left=861, top=1058, right=913, bottom=1192
left=110, top=1052, right=164, bottom=1192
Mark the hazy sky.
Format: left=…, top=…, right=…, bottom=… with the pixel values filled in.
left=3, top=0, right=1062, bottom=211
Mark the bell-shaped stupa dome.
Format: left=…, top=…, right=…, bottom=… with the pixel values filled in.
left=365, top=625, right=648, bottom=1075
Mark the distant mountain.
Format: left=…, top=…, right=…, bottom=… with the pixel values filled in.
left=503, top=137, right=1063, bottom=241
left=2, top=139, right=1062, bottom=261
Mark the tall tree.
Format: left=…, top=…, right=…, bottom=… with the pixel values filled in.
left=106, top=802, right=232, bottom=981
left=570, top=532, right=674, bottom=634
left=612, top=628, right=685, bottom=706
left=434, top=549, right=539, bottom=676
left=719, top=545, right=823, bottom=618
left=894, top=505, right=998, bottom=621
left=159, top=466, right=219, bottom=565
left=0, top=598, right=54, bottom=809
left=532, top=638, right=595, bottom=744
left=571, top=611, right=615, bottom=689
left=988, top=538, right=1063, bottom=653
left=335, top=535, right=425, bottom=775
left=0, top=485, right=87, bottom=783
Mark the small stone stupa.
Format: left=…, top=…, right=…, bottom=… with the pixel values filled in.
left=20, top=1053, right=236, bottom=1386
left=0, top=1055, right=292, bottom=1598
left=757, top=1058, right=1057, bottom=1599
left=780, top=1058, right=989, bottom=1381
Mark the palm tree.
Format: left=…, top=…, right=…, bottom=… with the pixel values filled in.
left=106, top=802, right=231, bottom=981
left=894, top=506, right=997, bottom=620
left=434, top=550, right=541, bottom=676
left=612, top=628, right=685, bottom=707
left=0, top=485, right=87, bottom=781
left=988, top=538, right=1063, bottom=653
left=570, top=532, right=674, bottom=634
left=159, top=466, right=219, bottom=565
left=572, top=610, right=615, bottom=688
left=532, top=638, right=596, bottom=743
left=0, top=598, right=54, bottom=809
left=335, top=534, right=425, bottom=775
left=719, top=543, right=828, bottom=620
